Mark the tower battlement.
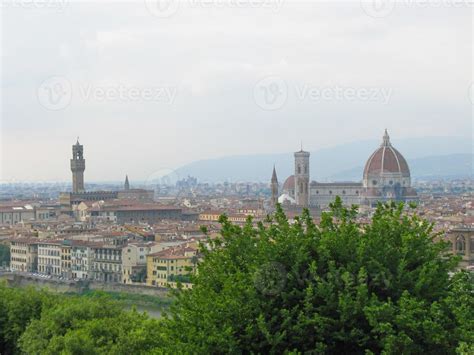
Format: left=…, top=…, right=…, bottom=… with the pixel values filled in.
left=70, top=139, right=85, bottom=193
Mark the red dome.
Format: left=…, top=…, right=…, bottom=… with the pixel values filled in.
left=363, top=131, right=410, bottom=178
left=282, top=175, right=295, bottom=191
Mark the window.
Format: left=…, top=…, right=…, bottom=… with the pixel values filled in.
left=372, top=180, right=377, bottom=186
left=456, top=235, right=466, bottom=255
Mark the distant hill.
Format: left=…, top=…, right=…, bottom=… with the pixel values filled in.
left=172, top=136, right=472, bottom=183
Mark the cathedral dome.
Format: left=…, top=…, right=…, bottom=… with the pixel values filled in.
left=282, top=175, right=295, bottom=192
left=363, top=130, right=410, bottom=179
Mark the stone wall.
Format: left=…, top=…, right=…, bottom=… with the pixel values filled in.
left=0, top=272, right=169, bottom=297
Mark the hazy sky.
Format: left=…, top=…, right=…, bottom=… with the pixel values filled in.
left=1, top=0, right=472, bottom=182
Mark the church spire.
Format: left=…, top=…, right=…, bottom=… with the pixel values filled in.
left=271, top=165, right=278, bottom=183
left=124, top=175, right=130, bottom=190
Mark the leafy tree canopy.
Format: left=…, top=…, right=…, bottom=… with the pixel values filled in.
left=159, top=198, right=473, bottom=354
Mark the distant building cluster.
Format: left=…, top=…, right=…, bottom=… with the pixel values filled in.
left=8, top=228, right=202, bottom=288
left=272, top=130, right=418, bottom=209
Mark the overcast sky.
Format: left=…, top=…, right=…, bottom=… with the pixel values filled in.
left=1, top=1, right=472, bottom=182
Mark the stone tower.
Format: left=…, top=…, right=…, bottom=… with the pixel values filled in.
left=294, top=148, right=310, bottom=207
left=271, top=165, right=279, bottom=206
left=124, top=175, right=130, bottom=190
left=70, top=139, right=85, bottom=193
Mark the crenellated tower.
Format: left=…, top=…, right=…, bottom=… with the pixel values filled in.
left=294, top=147, right=310, bottom=208
left=70, top=139, right=85, bottom=193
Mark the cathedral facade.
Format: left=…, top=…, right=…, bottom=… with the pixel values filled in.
left=276, top=130, right=418, bottom=209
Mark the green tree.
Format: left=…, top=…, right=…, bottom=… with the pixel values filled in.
left=18, top=293, right=163, bottom=355
left=157, top=198, right=473, bottom=354
left=0, top=283, right=53, bottom=354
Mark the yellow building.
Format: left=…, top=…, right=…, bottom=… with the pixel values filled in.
left=199, top=211, right=249, bottom=223
left=146, top=245, right=197, bottom=289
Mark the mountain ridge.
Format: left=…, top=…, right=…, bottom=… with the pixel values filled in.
left=170, top=136, right=472, bottom=183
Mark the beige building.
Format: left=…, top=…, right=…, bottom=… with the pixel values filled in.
left=0, top=205, right=35, bottom=225
left=38, top=241, right=62, bottom=275
left=10, top=238, right=38, bottom=272
left=146, top=245, right=198, bottom=289
left=122, top=242, right=160, bottom=284
left=447, top=228, right=473, bottom=270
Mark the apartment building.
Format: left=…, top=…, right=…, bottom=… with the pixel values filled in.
left=10, top=238, right=38, bottom=272
left=61, top=242, right=72, bottom=278
left=71, top=242, right=95, bottom=280
left=146, top=245, right=198, bottom=289
left=91, top=245, right=122, bottom=283
left=122, top=242, right=158, bottom=284
left=37, top=240, right=62, bottom=275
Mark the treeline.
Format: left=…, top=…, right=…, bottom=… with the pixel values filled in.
left=0, top=285, right=163, bottom=354
left=1, top=199, right=473, bottom=354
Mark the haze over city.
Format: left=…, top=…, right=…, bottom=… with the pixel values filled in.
left=2, top=1, right=472, bottom=182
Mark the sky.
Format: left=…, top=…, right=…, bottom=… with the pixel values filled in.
left=1, top=0, right=472, bottom=182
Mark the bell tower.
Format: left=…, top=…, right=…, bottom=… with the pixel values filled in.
left=294, top=147, right=310, bottom=208
left=71, top=139, right=85, bottom=193
left=271, top=165, right=279, bottom=206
